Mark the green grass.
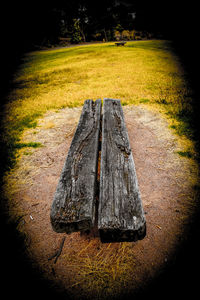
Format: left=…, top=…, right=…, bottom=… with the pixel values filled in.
left=14, top=142, right=42, bottom=149
left=1, top=40, right=196, bottom=170
left=176, top=151, right=193, bottom=158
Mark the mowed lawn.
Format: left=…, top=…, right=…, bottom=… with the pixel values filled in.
left=2, top=40, right=195, bottom=168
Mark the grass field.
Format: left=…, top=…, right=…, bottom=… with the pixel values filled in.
left=1, top=40, right=196, bottom=170
left=1, top=40, right=199, bottom=299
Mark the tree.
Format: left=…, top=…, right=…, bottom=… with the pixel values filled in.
left=77, top=4, right=89, bottom=42
left=85, top=0, right=116, bottom=41
left=70, top=19, right=82, bottom=44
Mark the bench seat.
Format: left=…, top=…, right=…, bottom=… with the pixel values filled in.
left=98, top=99, right=146, bottom=242
left=50, top=99, right=101, bottom=233
left=115, top=42, right=126, bottom=46
left=51, top=98, right=146, bottom=242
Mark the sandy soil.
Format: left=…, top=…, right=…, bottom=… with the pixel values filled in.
left=6, top=104, right=198, bottom=299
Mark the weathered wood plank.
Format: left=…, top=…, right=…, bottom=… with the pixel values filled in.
left=98, top=99, right=146, bottom=242
left=50, top=99, right=101, bottom=233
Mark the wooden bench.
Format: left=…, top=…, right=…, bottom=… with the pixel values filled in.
left=50, top=99, right=146, bottom=242
left=115, top=41, right=127, bottom=46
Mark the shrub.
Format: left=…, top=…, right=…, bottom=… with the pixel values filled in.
left=121, top=30, right=130, bottom=40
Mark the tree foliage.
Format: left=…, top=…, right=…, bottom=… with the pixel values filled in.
left=3, top=0, right=192, bottom=50
left=27, top=0, right=138, bottom=46
left=70, top=19, right=82, bottom=44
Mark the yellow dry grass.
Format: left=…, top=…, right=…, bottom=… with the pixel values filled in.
left=64, top=242, right=136, bottom=299
left=3, top=40, right=193, bottom=142
left=2, top=40, right=196, bottom=174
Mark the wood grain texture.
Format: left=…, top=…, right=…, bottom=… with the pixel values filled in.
left=98, top=99, right=146, bottom=242
left=50, top=99, right=101, bottom=233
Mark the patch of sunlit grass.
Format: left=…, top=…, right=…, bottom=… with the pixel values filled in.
left=2, top=40, right=196, bottom=170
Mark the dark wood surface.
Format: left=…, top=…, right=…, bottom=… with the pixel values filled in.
left=98, top=99, right=146, bottom=242
left=50, top=99, right=101, bottom=233
left=115, top=42, right=126, bottom=46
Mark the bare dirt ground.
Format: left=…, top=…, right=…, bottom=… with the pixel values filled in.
left=5, top=104, right=199, bottom=299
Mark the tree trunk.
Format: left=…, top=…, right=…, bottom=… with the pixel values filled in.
left=103, top=28, right=108, bottom=41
